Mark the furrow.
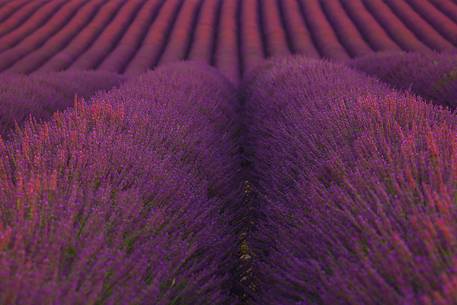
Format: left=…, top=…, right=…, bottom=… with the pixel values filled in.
left=276, top=0, right=296, bottom=54
left=123, top=0, right=182, bottom=75
left=213, top=0, right=240, bottom=83
left=183, top=0, right=204, bottom=60
left=37, top=0, right=124, bottom=72
left=159, top=0, right=202, bottom=65
left=261, top=0, right=290, bottom=57
left=384, top=0, right=455, bottom=51
left=298, top=0, right=350, bottom=60
left=280, top=0, right=320, bottom=58
left=341, top=0, right=401, bottom=51
left=187, top=0, right=220, bottom=63
left=239, top=0, right=265, bottom=74
left=407, top=0, right=457, bottom=46
left=0, top=1, right=66, bottom=53
left=0, top=0, right=29, bottom=24
left=7, top=0, right=105, bottom=74
left=256, top=0, right=269, bottom=58
left=98, top=0, right=164, bottom=73
left=0, top=0, right=45, bottom=38
left=321, top=0, right=372, bottom=57
left=0, top=0, right=87, bottom=72
left=68, top=0, right=145, bottom=71
left=431, top=0, right=457, bottom=22
left=150, top=0, right=185, bottom=67
left=362, top=0, right=430, bottom=52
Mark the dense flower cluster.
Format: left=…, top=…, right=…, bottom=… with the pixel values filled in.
left=348, top=51, right=457, bottom=108
left=0, top=62, right=240, bottom=304
left=243, top=56, right=457, bottom=304
left=0, top=71, right=125, bottom=137
left=1, top=53, right=457, bottom=305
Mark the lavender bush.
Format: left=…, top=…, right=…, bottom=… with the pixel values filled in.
left=0, top=62, right=241, bottom=304
left=0, top=71, right=125, bottom=138
left=348, top=51, right=457, bottom=108
left=243, top=56, right=457, bottom=305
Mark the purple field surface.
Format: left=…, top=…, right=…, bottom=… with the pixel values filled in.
left=0, top=0, right=455, bottom=80
left=1, top=1, right=457, bottom=304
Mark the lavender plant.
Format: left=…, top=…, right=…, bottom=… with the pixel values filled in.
left=0, top=62, right=241, bottom=304
left=243, top=56, right=457, bottom=305
left=348, top=51, right=457, bottom=108
left=0, top=71, right=125, bottom=138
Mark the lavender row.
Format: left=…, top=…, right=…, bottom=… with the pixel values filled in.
left=0, top=62, right=241, bottom=304
left=0, top=71, right=125, bottom=138
left=242, top=56, right=457, bottom=305
left=348, top=51, right=457, bottom=108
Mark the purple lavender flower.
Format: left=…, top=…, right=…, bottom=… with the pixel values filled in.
left=0, top=71, right=125, bottom=138
left=0, top=62, right=240, bottom=304
left=348, top=51, right=457, bottom=108
left=243, top=56, right=457, bottom=305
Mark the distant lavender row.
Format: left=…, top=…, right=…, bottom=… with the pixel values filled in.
left=348, top=51, right=457, bottom=108
left=0, top=62, right=241, bottom=304
left=0, top=71, right=125, bottom=138
left=243, top=57, right=457, bottom=305
left=1, top=0, right=457, bottom=78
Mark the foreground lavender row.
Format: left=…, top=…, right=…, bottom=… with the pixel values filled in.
left=242, top=57, right=457, bottom=304
left=0, top=71, right=125, bottom=138
left=0, top=63, right=241, bottom=304
left=348, top=51, right=457, bottom=108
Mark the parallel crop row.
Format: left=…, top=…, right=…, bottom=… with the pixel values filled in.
left=6, top=0, right=106, bottom=74
left=68, top=0, right=146, bottom=72
left=186, top=0, right=219, bottom=63
left=407, top=0, right=457, bottom=45
left=96, top=0, right=163, bottom=73
left=158, top=0, right=203, bottom=65
left=37, top=0, right=126, bottom=72
left=0, top=0, right=454, bottom=81
left=320, top=0, right=372, bottom=57
left=261, top=0, right=289, bottom=57
left=299, top=0, right=350, bottom=60
left=123, top=0, right=183, bottom=76
left=0, top=0, right=45, bottom=37
left=0, top=0, right=66, bottom=54
left=383, top=0, right=455, bottom=51
left=279, top=0, right=319, bottom=58
left=0, top=0, right=86, bottom=72
left=0, top=0, right=31, bottom=25
left=239, top=0, right=265, bottom=74
left=213, top=0, right=240, bottom=83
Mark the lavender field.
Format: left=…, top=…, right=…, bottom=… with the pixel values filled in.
left=0, top=1, right=457, bottom=304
